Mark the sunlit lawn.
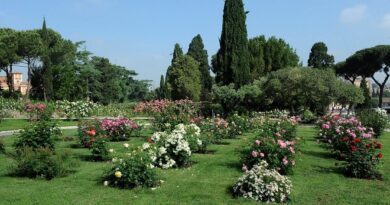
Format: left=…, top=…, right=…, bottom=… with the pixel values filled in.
left=0, top=127, right=389, bottom=205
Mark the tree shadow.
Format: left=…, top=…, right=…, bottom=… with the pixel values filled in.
left=301, top=150, right=333, bottom=159
left=311, top=165, right=343, bottom=175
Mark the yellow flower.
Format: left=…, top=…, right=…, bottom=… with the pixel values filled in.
left=115, top=171, right=122, bottom=178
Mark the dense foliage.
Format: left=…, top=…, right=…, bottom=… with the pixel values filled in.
left=212, top=0, right=250, bottom=86
left=10, top=147, right=77, bottom=180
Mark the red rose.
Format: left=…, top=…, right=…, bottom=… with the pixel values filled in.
left=376, top=143, right=382, bottom=149
left=366, top=143, right=372, bottom=148
left=351, top=146, right=357, bottom=152
left=377, top=153, right=383, bottom=158
left=354, top=138, right=361, bottom=143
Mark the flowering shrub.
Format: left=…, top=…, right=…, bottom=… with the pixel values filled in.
left=14, top=120, right=61, bottom=151
left=77, top=120, right=104, bottom=148
left=56, top=100, right=98, bottom=119
left=24, top=102, right=53, bottom=121
left=357, top=109, right=388, bottom=138
left=227, top=114, right=252, bottom=135
left=134, top=99, right=198, bottom=131
left=142, top=130, right=192, bottom=169
left=90, top=137, right=110, bottom=161
left=233, top=160, right=292, bottom=203
left=241, top=137, right=296, bottom=175
left=318, top=115, right=383, bottom=179
left=100, top=118, right=139, bottom=141
left=103, top=150, right=158, bottom=189
left=257, top=119, right=298, bottom=141
left=173, top=123, right=206, bottom=153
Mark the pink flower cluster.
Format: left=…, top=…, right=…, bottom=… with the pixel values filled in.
left=214, top=118, right=229, bottom=128
left=24, top=102, right=46, bottom=112
left=134, top=99, right=194, bottom=114
left=101, top=118, right=138, bottom=133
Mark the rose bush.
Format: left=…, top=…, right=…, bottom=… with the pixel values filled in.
left=318, top=115, right=383, bottom=179
left=103, top=150, right=158, bottom=189
left=100, top=118, right=139, bottom=141
left=233, top=160, right=292, bottom=203
left=134, top=99, right=198, bottom=131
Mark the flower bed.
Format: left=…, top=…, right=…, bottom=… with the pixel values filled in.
left=319, top=115, right=383, bottom=179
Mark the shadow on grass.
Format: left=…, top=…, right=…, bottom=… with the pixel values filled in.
left=311, top=165, right=343, bottom=175
left=301, top=150, right=333, bottom=159
left=69, top=144, right=83, bottom=149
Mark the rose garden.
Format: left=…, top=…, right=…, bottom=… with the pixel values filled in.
left=1, top=0, right=390, bottom=204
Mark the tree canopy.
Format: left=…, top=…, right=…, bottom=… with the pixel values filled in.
left=308, top=42, right=334, bottom=68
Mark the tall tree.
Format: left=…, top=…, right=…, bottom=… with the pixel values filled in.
left=263, top=36, right=299, bottom=72
left=157, top=75, right=165, bottom=99
left=337, top=45, right=390, bottom=108
left=0, top=28, right=20, bottom=95
left=167, top=55, right=201, bottom=101
left=248, top=36, right=266, bottom=81
left=187, top=34, right=212, bottom=100
left=308, top=42, right=335, bottom=68
left=165, top=43, right=184, bottom=98
left=17, top=30, right=43, bottom=98
left=40, top=19, right=54, bottom=101
left=212, top=0, right=250, bottom=87
left=356, top=78, right=371, bottom=109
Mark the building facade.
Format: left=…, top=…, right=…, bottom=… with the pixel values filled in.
left=0, top=73, right=28, bottom=95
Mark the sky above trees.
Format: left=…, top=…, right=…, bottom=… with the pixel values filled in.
left=1, top=0, right=389, bottom=86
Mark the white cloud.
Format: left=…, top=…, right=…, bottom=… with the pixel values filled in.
left=380, top=14, right=390, bottom=30
left=340, top=4, right=367, bottom=24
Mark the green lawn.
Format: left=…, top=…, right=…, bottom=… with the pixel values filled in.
left=0, top=119, right=78, bottom=131
left=0, top=127, right=389, bottom=205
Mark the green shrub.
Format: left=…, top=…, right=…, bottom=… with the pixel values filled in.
left=0, top=139, right=5, bottom=154
left=90, top=137, right=109, bottom=161
left=10, top=147, right=77, bottom=180
left=14, top=121, right=61, bottom=151
left=103, top=151, right=158, bottom=189
left=357, top=109, right=388, bottom=138
left=77, top=119, right=103, bottom=148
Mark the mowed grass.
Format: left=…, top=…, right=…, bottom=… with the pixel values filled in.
left=0, top=127, right=389, bottom=205
left=0, top=119, right=78, bottom=131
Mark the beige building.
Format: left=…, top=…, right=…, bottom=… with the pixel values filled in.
left=0, top=73, right=28, bottom=95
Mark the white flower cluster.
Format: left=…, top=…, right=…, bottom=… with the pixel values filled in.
left=233, top=161, right=292, bottom=203
left=373, top=108, right=388, bottom=119
left=56, top=100, right=98, bottom=119
left=142, top=126, right=194, bottom=169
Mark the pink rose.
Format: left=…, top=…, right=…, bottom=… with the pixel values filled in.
left=251, top=151, right=258, bottom=158
left=283, top=157, right=289, bottom=165
left=255, top=140, right=261, bottom=145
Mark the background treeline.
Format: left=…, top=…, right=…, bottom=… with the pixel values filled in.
left=0, top=20, right=153, bottom=104
left=157, top=0, right=389, bottom=116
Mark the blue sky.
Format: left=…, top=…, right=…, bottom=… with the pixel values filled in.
left=1, top=0, right=390, bottom=87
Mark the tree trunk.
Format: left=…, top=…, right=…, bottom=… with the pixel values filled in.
left=26, top=59, right=32, bottom=99
left=5, top=65, right=14, bottom=94
left=379, top=85, right=384, bottom=108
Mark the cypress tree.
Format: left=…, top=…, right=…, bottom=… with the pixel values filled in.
left=158, top=75, right=165, bottom=99
left=212, top=0, right=250, bottom=87
left=41, top=18, right=53, bottom=101
left=357, top=77, right=371, bottom=109
left=165, top=43, right=183, bottom=99
left=187, top=34, right=212, bottom=101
